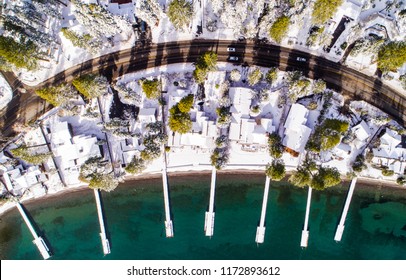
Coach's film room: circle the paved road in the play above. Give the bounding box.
[1,40,405,137]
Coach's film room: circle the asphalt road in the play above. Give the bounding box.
[1,39,405,137]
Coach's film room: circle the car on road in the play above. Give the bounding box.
[228,56,239,62]
[297,57,307,62]
[227,47,236,52]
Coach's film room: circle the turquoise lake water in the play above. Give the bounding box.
[1,173,406,260]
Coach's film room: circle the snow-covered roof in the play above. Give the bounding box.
[260,118,275,134]
[138,108,156,123]
[0,151,10,164]
[351,120,371,142]
[120,137,140,152]
[229,87,252,117]
[283,104,311,153]
[180,133,209,148]
[122,150,137,165]
[380,129,401,149]
[48,121,72,146]
[283,125,312,153]
[2,166,42,194]
[229,122,240,141]
[341,0,362,20]
[361,12,399,39]
[284,104,309,129]
[240,119,256,143]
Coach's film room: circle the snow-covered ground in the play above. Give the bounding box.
[0,74,12,111]
[0,0,403,95]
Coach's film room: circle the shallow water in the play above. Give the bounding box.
[0,173,405,260]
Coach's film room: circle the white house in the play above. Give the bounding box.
[119,137,141,166]
[138,108,156,124]
[44,120,101,185]
[1,165,46,196]
[282,104,312,154]
[351,120,372,149]
[229,87,252,120]
[372,129,406,174]
[168,111,217,150]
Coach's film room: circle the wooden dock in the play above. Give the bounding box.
[93,189,111,255]
[162,154,174,238]
[16,202,51,260]
[334,178,357,242]
[300,187,313,248]
[204,167,217,237]
[255,176,271,243]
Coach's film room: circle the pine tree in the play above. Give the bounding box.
[269,15,290,44]
[35,83,77,107]
[72,75,108,99]
[265,159,286,181]
[248,67,263,86]
[141,79,160,99]
[167,0,194,30]
[0,36,38,70]
[312,0,343,25]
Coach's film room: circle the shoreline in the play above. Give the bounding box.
[0,167,404,217]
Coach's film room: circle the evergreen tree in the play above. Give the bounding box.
[269,15,290,44]
[268,133,283,159]
[266,159,286,181]
[88,173,118,192]
[141,79,160,99]
[125,156,146,174]
[0,36,38,70]
[230,69,242,82]
[35,83,77,107]
[61,28,92,50]
[168,105,192,134]
[247,67,263,86]
[72,75,108,99]
[167,0,194,30]
[266,68,278,84]
[312,0,343,26]
[177,94,194,113]
[193,52,218,84]
[11,145,51,165]
[289,167,311,188]
[377,41,406,72]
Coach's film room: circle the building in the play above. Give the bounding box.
[372,129,406,174]
[138,108,156,124]
[43,121,101,185]
[119,137,141,166]
[1,165,47,197]
[351,120,372,149]
[168,110,217,150]
[282,104,312,154]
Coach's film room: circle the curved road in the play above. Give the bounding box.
[1,40,405,136]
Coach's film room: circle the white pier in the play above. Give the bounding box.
[256,176,271,243]
[162,160,174,238]
[300,187,313,248]
[16,202,51,260]
[204,167,217,237]
[94,189,111,255]
[334,178,357,242]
